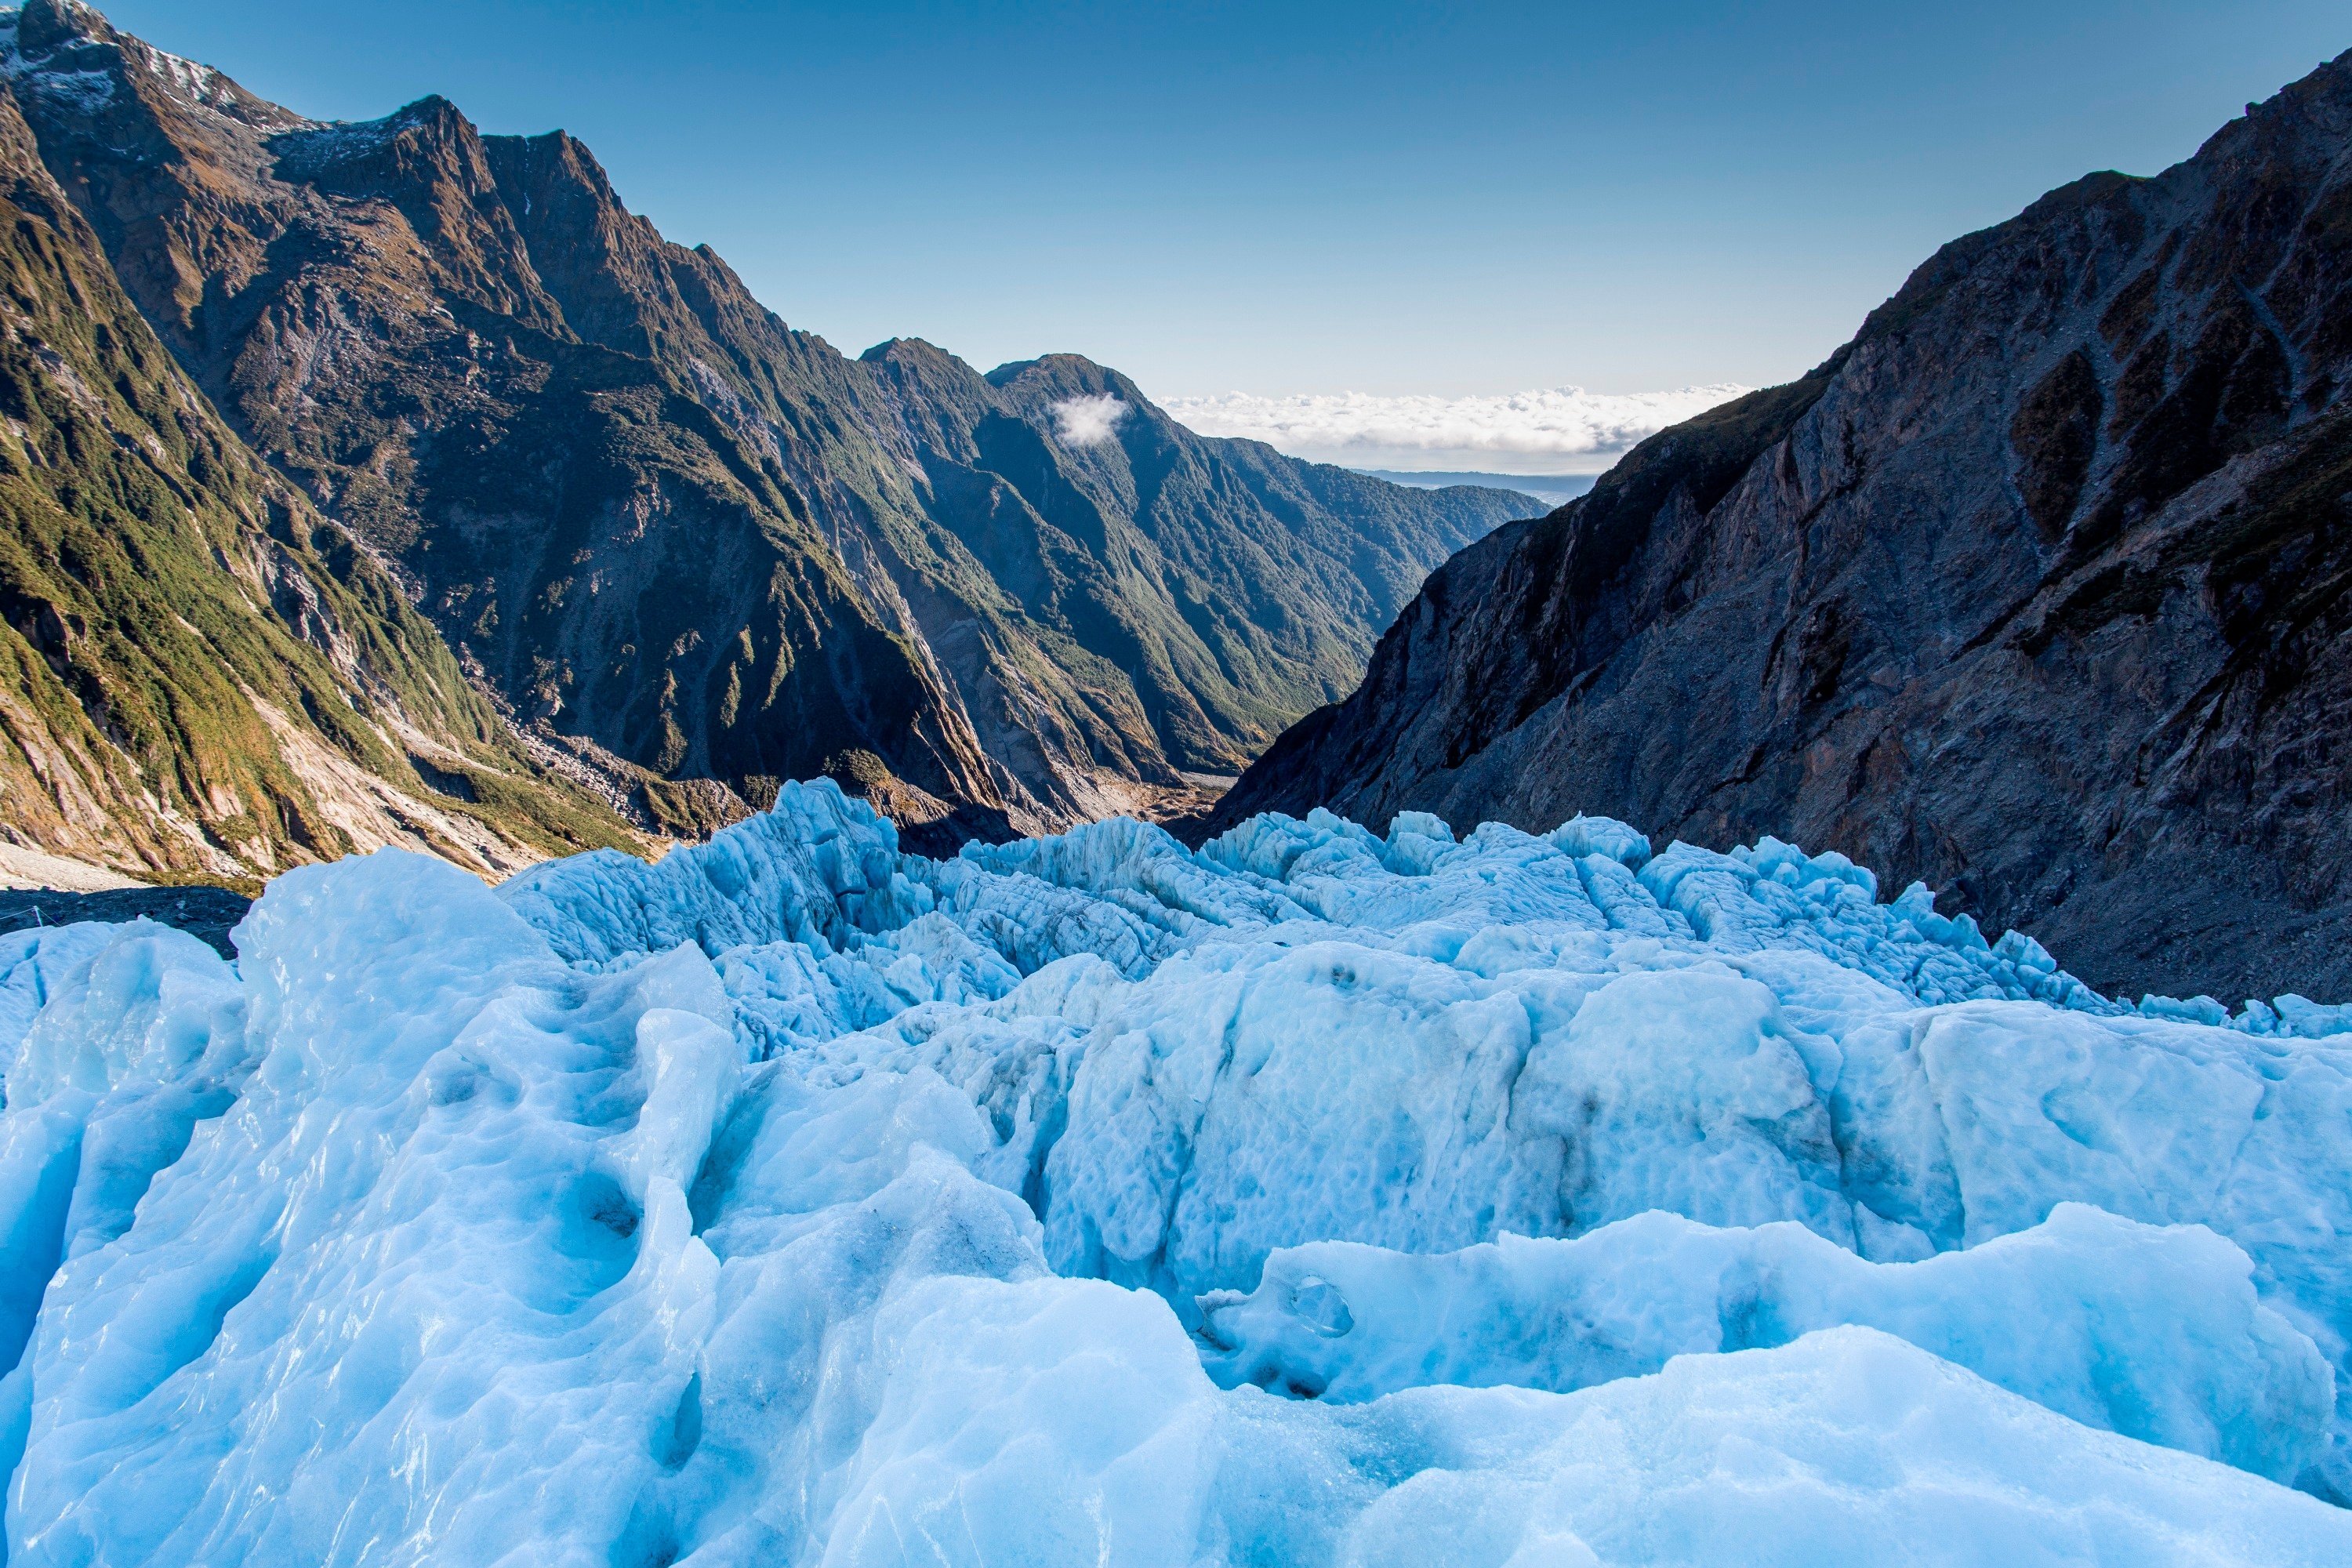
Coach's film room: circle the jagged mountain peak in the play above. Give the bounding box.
[2,0,309,132]
[0,69,639,882]
[7,0,109,59]
[0,0,1528,862]
[984,351,1138,398]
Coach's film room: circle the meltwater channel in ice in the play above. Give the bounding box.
[4,780,2352,1565]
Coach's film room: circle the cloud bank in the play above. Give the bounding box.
[1161,384,1752,475]
[1051,393,1130,447]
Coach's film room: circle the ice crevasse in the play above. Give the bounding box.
[2,781,2350,1565]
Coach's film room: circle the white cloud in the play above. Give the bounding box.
[1160,384,1752,476]
[1051,393,1130,447]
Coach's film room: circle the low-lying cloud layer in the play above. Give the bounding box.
[1051,393,1130,447]
[1162,384,1751,475]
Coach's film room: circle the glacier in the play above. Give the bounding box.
[2,779,2351,1564]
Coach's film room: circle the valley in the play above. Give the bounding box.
[3,7,2351,1564]
[0,0,1526,878]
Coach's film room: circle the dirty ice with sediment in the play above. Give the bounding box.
[4,780,2351,1563]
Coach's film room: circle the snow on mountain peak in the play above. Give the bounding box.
[0,3,314,128]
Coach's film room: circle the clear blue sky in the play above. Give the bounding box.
[102,1,2352,401]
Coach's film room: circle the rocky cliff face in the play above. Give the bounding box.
[0,64,637,887]
[0,0,1523,852]
[1216,50,2352,1004]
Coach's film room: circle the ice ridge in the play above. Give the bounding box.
[1,779,2349,1563]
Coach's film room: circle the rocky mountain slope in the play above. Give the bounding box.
[1214,49,2352,1003]
[866,343,1517,798]
[0,70,638,887]
[0,0,1523,856]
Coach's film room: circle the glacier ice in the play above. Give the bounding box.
[1195,1203,2331,1481]
[2,779,2350,1564]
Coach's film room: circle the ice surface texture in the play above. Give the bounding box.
[2,779,2350,1564]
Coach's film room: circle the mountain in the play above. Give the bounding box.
[0,0,1526,861]
[864,344,1527,798]
[1213,49,2352,1004]
[0,65,638,887]
[1355,469,1599,510]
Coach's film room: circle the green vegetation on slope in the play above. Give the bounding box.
[0,82,637,882]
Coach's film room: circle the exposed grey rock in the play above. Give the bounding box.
[1214,52,2352,1004]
